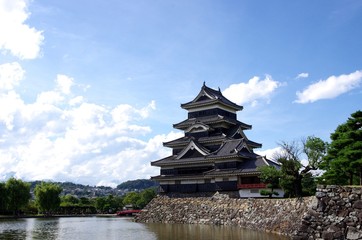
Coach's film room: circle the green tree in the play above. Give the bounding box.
[320,110,362,185]
[257,165,281,198]
[302,136,328,172]
[301,172,317,196]
[5,178,31,215]
[34,182,62,215]
[79,197,91,206]
[123,192,141,209]
[95,196,107,212]
[122,189,156,209]
[136,188,156,208]
[94,195,123,213]
[60,194,80,206]
[0,182,8,213]
[275,136,327,197]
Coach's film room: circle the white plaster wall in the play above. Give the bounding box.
[239,188,284,198]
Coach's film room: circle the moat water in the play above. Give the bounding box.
[0,216,288,240]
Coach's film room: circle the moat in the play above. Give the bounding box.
[0,216,287,240]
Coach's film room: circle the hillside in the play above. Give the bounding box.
[116,179,159,190]
[29,179,157,198]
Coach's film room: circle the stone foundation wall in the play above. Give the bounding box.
[293,185,362,240]
[137,186,362,239]
[136,192,314,236]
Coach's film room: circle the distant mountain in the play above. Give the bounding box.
[116,179,158,190]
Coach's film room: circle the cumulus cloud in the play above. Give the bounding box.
[295,70,362,103]
[0,62,24,91]
[0,65,177,186]
[0,0,44,59]
[56,74,74,95]
[222,75,281,106]
[296,72,309,79]
[255,147,283,160]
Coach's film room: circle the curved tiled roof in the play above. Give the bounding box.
[151,156,214,167]
[173,115,251,130]
[152,139,262,167]
[164,135,225,148]
[181,84,242,111]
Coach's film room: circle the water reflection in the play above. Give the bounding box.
[146,222,288,240]
[0,217,288,240]
[30,218,59,240]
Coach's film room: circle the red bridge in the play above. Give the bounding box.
[116,209,141,216]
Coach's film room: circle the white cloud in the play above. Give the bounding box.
[223,75,281,106]
[295,70,362,103]
[255,147,322,176]
[0,66,171,187]
[0,63,26,129]
[255,147,282,160]
[56,75,74,95]
[0,62,24,91]
[296,72,309,79]
[69,96,84,106]
[0,0,44,59]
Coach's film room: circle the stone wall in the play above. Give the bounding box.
[136,186,362,239]
[136,192,314,237]
[293,185,362,240]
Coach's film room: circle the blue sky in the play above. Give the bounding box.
[0,0,361,187]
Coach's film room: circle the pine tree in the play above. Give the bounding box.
[320,110,362,185]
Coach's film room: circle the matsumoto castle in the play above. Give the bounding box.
[151,83,283,198]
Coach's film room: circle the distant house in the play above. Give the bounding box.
[151,83,283,198]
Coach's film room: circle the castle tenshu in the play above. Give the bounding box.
[151,83,284,198]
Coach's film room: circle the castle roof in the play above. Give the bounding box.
[152,138,261,167]
[181,83,242,111]
[173,115,251,130]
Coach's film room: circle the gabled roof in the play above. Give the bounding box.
[185,122,212,133]
[208,138,258,159]
[227,125,262,148]
[163,134,226,148]
[150,155,214,167]
[164,125,261,149]
[181,83,243,111]
[204,156,280,177]
[152,138,262,167]
[264,158,281,169]
[175,140,210,160]
[173,115,251,130]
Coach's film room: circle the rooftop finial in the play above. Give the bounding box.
[203,81,206,87]
[218,87,221,92]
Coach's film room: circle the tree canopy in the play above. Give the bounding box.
[95,195,123,213]
[34,182,62,215]
[5,178,31,215]
[123,188,156,209]
[257,165,281,198]
[0,182,8,213]
[274,136,327,197]
[320,110,362,185]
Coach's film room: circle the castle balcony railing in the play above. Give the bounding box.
[237,183,267,189]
